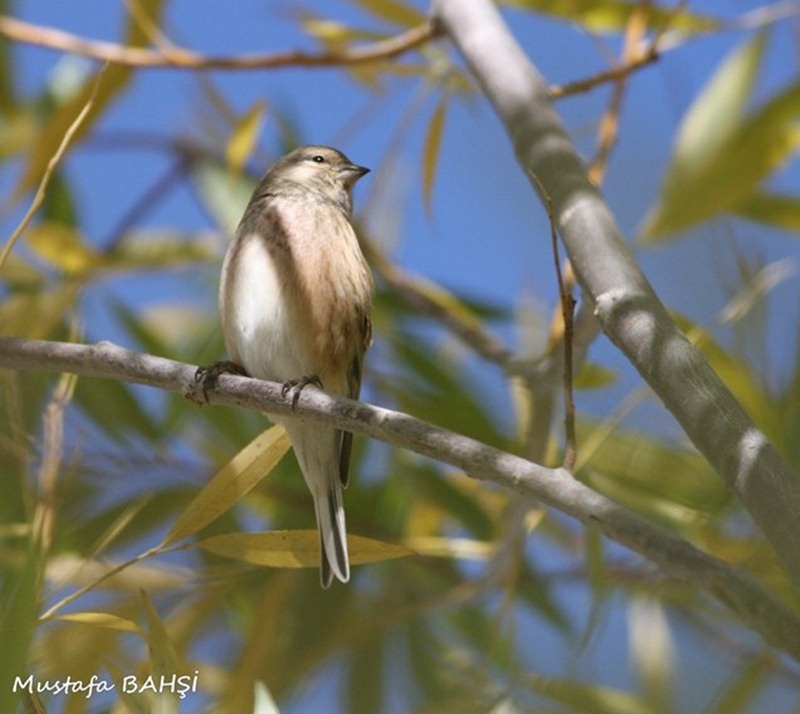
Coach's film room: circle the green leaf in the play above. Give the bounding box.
[0,543,41,714]
[409,464,496,540]
[733,191,800,232]
[109,230,218,270]
[41,170,80,226]
[55,612,143,634]
[0,284,78,339]
[0,0,16,114]
[575,362,617,389]
[672,312,782,440]
[388,335,507,447]
[499,0,718,34]
[350,0,425,27]
[226,100,266,174]
[74,376,162,445]
[578,422,729,527]
[26,221,104,275]
[163,425,291,546]
[192,158,256,234]
[642,35,800,240]
[422,97,447,217]
[527,673,655,714]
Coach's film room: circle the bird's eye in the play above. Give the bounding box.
[312,155,325,163]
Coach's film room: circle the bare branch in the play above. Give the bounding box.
[432,0,800,587]
[0,14,439,71]
[0,336,799,658]
[550,45,658,100]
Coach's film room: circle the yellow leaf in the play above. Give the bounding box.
[404,536,496,560]
[26,221,103,274]
[142,591,180,676]
[226,100,266,173]
[351,0,425,27]
[54,612,143,635]
[0,284,79,339]
[422,98,447,217]
[162,425,291,546]
[198,531,413,569]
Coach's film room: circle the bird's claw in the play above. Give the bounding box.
[192,360,248,403]
[282,374,323,408]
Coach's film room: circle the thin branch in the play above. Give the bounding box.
[0,14,440,70]
[0,65,106,269]
[432,0,800,588]
[0,336,799,659]
[529,172,577,470]
[549,45,658,99]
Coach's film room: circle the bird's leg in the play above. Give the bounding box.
[281,374,323,409]
[194,360,249,403]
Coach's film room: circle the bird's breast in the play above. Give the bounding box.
[219,197,372,392]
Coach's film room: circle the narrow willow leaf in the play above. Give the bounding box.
[628,598,674,710]
[198,531,413,568]
[403,536,495,560]
[226,100,266,173]
[162,425,291,546]
[192,159,256,234]
[719,257,797,325]
[672,33,766,171]
[673,313,782,440]
[350,0,425,27]
[0,545,41,714]
[55,612,143,635]
[142,592,180,714]
[26,222,104,275]
[499,0,718,34]
[527,673,653,714]
[422,98,447,217]
[734,191,800,232]
[642,36,800,240]
[575,362,617,389]
[0,284,78,339]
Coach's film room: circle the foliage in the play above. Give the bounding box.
[0,1,799,713]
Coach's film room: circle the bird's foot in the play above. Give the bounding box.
[281,374,323,408]
[191,360,248,404]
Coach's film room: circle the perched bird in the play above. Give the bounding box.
[199,145,373,587]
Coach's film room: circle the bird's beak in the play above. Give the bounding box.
[339,163,370,187]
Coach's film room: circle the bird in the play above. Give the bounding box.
[197,145,373,587]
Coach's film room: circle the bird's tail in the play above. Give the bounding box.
[313,483,349,588]
[283,419,350,587]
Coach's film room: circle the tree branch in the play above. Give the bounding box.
[0,336,799,659]
[0,14,439,70]
[431,0,800,587]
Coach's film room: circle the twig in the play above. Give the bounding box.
[530,173,577,470]
[1,336,800,659]
[0,65,107,270]
[549,45,658,99]
[0,15,439,70]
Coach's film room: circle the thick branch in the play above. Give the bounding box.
[431,0,800,586]
[0,336,799,658]
[0,15,438,70]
